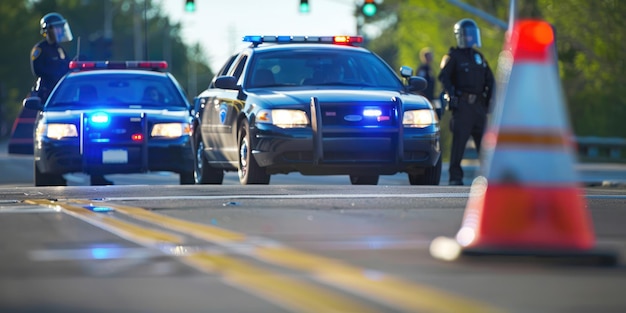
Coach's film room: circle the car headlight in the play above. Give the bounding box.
[44,123,78,139]
[403,109,435,128]
[257,109,308,128]
[151,123,191,138]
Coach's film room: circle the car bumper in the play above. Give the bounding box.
[35,137,194,175]
[252,125,440,175]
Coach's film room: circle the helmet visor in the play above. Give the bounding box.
[462,26,481,48]
[49,21,73,43]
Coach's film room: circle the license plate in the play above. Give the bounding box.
[102,149,128,164]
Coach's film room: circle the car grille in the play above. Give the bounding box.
[320,102,398,127]
[84,115,145,142]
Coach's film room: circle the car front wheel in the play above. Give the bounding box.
[408,156,442,185]
[238,120,270,185]
[194,137,224,184]
[34,162,66,186]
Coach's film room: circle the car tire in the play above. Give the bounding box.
[34,162,66,186]
[179,171,195,185]
[194,137,224,184]
[349,175,379,185]
[238,120,270,185]
[408,156,442,185]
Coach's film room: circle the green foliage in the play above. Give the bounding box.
[364,0,626,140]
[538,0,626,136]
[0,0,213,137]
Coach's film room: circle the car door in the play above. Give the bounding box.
[203,54,248,166]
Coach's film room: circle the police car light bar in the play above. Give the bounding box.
[69,61,168,71]
[243,35,363,46]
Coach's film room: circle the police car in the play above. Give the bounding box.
[24,61,195,186]
[193,36,441,185]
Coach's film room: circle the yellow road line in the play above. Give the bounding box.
[72,200,246,242]
[258,246,500,313]
[74,199,505,313]
[28,198,382,313]
[25,199,183,246]
[185,252,381,313]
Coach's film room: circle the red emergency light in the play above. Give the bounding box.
[69,61,168,71]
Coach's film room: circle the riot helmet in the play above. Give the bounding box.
[454,18,481,48]
[40,12,73,44]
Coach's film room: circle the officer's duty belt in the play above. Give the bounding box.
[460,92,480,104]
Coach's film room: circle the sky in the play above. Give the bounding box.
[158,0,362,71]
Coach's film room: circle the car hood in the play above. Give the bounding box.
[247,89,431,109]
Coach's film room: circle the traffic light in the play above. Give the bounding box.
[185,0,195,12]
[362,0,377,17]
[299,0,310,13]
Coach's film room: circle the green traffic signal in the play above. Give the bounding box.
[362,3,377,17]
[185,0,195,12]
[299,0,310,13]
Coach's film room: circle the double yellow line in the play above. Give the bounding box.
[26,198,503,313]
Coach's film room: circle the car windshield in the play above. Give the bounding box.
[46,73,187,109]
[246,48,404,89]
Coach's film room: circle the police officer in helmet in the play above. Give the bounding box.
[30,12,73,102]
[438,18,494,186]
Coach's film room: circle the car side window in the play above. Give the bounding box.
[232,55,249,83]
[209,54,237,89]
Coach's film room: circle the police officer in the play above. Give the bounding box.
[416,47,435,101]
[438,18,494,186]
[31,13,111,186]
[30,12,73,102]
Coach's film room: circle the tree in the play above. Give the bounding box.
[538,0,626,137]
[363,0,626,139]
[0,0,213,138]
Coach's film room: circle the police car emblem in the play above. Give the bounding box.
[219,105,227,124]
[474,53,483,65]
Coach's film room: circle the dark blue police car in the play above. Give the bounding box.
[192,36,441,185]
[24,61,195,186]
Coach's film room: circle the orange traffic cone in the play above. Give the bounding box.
[430,19,618,266]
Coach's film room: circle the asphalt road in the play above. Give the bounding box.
[1,139,626,313]
[1,185,626,313]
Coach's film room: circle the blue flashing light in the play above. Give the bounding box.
[90,112,110,125]
[277,36,291,42]
[243,35,263,45]
[242,35,364,46]
[363,108,382,117]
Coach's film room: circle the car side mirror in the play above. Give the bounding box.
[408,76,427,92]
[214,76,239,90]
[23,96,43,111]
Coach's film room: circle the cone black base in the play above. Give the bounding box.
[430,236,620,267]
[460,247,619,267]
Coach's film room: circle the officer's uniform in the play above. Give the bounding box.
[30,40,69,101]
[439,27,494,185]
